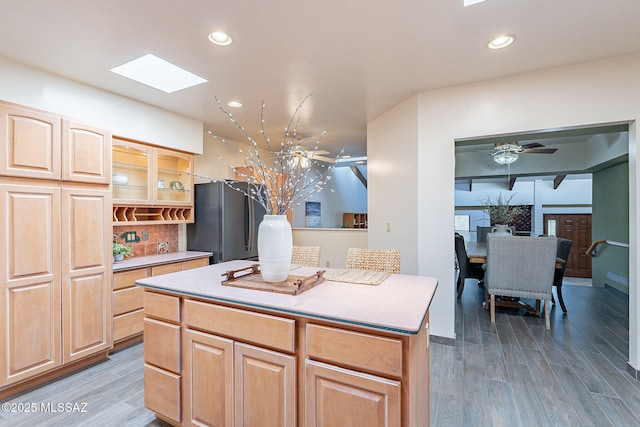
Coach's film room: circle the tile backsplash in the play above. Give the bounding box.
[113,224,179,257]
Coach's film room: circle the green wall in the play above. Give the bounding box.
[592,162,629,292]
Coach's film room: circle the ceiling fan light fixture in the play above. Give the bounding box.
[493,151,519,165]
[488,34,516,50]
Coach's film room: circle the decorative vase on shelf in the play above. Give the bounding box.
[491,224,513,236]
[258,215,292,283]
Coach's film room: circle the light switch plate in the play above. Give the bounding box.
[142,231,149,241]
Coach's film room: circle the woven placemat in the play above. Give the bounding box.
[324,269,390,286]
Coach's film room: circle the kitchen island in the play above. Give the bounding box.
[137,260,437,426]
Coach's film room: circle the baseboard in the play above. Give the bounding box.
[627,362,639,381]
[430,335,456,346]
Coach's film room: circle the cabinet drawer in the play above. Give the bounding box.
[144,318,181,373]
[113,286,144,316]
[151,262,181,276]
[184,300,295,353]
[144,291,180,322]
[306,324,403,378]
[182,257,209,270]
[144,363,181,424]
[113,309,144,341]
[113,268,148,290]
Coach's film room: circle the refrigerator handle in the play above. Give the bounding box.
[246,194,255,251]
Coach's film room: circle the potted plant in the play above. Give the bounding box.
[113,242,132,262]
[480,193,525,234]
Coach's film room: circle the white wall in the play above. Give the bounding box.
[368,96,420,274]
[369,53,640,372]
[291,166,368,228]
[0,57,203,153]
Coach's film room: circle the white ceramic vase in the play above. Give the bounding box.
[491,224,513,236]
[258,215,292,282]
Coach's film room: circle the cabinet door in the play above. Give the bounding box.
[0,103,61,180]
[235,342,296,427]
[112,138,153,204]
[183,329,234,427]
[62,119,111,184]
[0,184,61,386]
[305,360,401,427]
[61,187,112,362]
[154,148,193,205]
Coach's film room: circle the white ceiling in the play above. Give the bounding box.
[2,0,640,159]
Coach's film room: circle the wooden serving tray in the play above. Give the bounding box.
[221,264,325,295]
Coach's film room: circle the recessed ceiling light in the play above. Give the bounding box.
[464,0,487,6]
[110,54,207,93]
[208,31,233,46]
[488,35,516,50]
[227,101,243,108]
[341,155,352,159]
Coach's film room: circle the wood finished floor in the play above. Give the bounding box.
[430,281,640,426]
[0,283,637,426]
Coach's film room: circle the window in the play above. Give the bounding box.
[455,215,470,232]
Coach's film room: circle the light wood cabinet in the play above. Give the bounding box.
[0,102,110,184]
[62,120,111,184]
[143,292,430,427]
[234,342,296,427]
[154,147,193,206]
[111,257,209,350]
[181,328,296,427]
[0,184,62,386]
[0,184,112,386]
[61,187,112,363]
[0,100,112,397]
[112,138,153,204]
[305,360,401,427]
[144,293,182,425]
[112,139,194,224]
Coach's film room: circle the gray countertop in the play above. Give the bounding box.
[135,260,437,335]
[112,251,212,272]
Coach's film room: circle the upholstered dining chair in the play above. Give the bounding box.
[291,245,321,267]
[553,238,574,314]
[454,233,485,299]
[484,235,558,330]
[346,248,401,274]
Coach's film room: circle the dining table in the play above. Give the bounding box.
[466,241,564,267]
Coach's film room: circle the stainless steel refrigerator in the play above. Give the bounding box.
[187,181,265,264]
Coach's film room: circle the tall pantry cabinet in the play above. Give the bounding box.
[0,101,112,392]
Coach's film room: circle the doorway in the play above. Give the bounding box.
[544,214,592,278]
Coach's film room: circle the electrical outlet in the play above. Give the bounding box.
[157,241,169,254]
[142,231,149,241]
[325,261,330,267]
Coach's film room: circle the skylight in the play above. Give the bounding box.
[110,54,207,93]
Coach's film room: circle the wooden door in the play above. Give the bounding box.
[62,119,111,184]
[61,187,112,362]
[183,329,234,427]
[0,184,62,386]
[235,342,296,427]
[0,102,61,180]
[544,214,592,278]
[305,360,401,427]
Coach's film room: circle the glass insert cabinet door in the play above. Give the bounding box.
[154,148,193,205]
[112,139,153,204]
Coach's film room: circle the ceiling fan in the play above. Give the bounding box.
[491,141,557,164]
